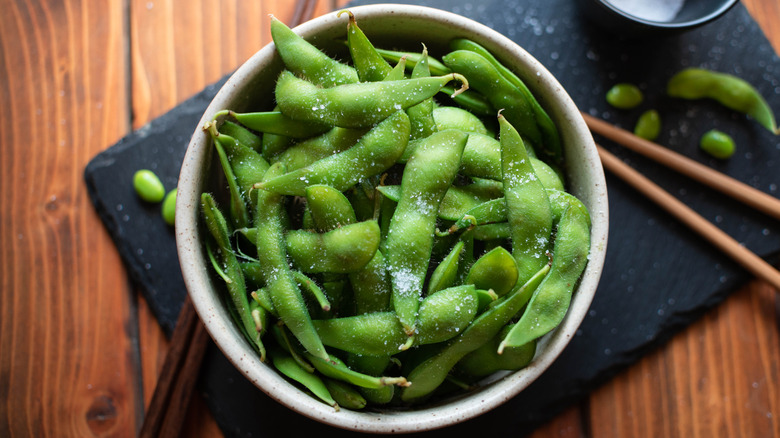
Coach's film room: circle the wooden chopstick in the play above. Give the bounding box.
[139,296,210,438]
[582,112,780,221]
[597,144,780,291]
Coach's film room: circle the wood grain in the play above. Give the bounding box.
[0,1,138,437]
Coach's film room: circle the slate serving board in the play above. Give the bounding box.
[84,1,780,436]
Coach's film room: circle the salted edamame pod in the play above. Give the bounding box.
[285,220,381,274]
[274,70,468,128]
[385,129,469,337]
[341,9,393,82]
[256,110,410,196]
[270,15,359,87]
[498,190,591,352]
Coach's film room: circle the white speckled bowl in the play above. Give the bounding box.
[176,4,608,434]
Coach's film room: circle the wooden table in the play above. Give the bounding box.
[1,1,778,436]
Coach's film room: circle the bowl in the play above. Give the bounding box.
[176,4,608,433]
[580,0,739,36]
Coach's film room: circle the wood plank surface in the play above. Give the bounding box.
[0,1,138,436]
[0,1,777,437]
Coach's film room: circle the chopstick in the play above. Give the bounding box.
[582,112,780,221]
[139,296,210,438]
[597,144,780,291]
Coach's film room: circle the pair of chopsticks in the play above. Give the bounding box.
[138,3,322,437]
[583,112,780,291]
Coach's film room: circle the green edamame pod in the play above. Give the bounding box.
[427,241,465,294]
[228,110,330,139]
[415,284,478,345]
[306,353,409,389]
[377,183,495,223]
[499,113,553,285]
[256,111,410,196]
[449,38,562,163]
[458,133,565,189]
[442,50,543,160]
[341,9,393,82]
[498,190,591,352]
[323,378,367,410]
[386,129,469,336]
[473,222,511,241]
[274,70,468,128]
[305,184,357,232]
[253,163,328,360]
[400,262,551,402]
[285,220,381,274]
[200,193,266,360]
[465,246,519,297]
[383,55,408,81]
[207,124,249,229]
[348,249,392,315]
[313,312,409,355]
[207,122,270,213]
[668,67,779,134]
[406,44,438,140]
[375,46,452,76]
[218,120,262,152]
[432,106,489,135]
[456,325,537,379]
[270,349,337,408]
[273,127,367,172]
[270,15,359,87]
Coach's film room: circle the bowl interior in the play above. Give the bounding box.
[593,0,738,31]
[176,4,608,433]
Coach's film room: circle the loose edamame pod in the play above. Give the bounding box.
[668,67,779,134]
[270,15,359,88]
[274,70,468,128]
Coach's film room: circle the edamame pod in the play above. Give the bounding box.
[200,193,266,360]
[465,246,519,297]
[427,241,465,294]
[274,70,468,128]
[270,15,359,87]
[256,111,410,196]
[286,220,381,274]
[341,10,393,82]
[498,190,591,352]
[386,129,468,336]
[456,325,537,379]
[305,184,357,232]
[253,163,328,360]
[668,67,779,134]
[273,127,367,172]
[270,349,337,408]
[400,262,551,402]
[228,110,331,139]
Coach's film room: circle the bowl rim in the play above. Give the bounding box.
[176,3,609,433]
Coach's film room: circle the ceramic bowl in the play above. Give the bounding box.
[581,0,739,36]
[176,3,609,433]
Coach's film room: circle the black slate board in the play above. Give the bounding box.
[84,1,780,436]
